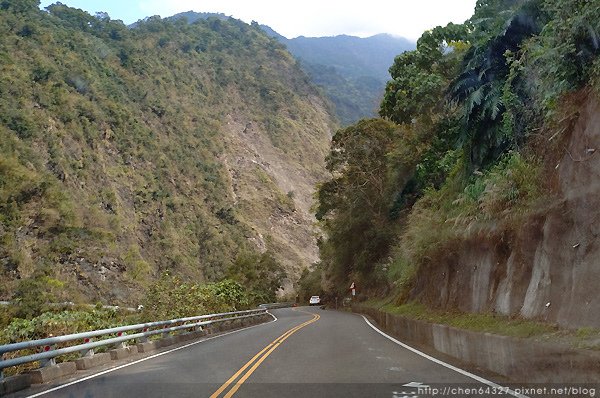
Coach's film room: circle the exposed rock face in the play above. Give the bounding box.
[220,100,332,292]
[412,95,600,328]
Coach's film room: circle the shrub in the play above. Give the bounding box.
[140,273,251,320]
[399,152,543,273]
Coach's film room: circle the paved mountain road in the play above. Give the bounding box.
[13,307,516,398]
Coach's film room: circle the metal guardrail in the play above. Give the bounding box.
[0,301,137,312]
[0,308,267,378]
[258,302,295,309]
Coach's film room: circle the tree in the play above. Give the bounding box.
[316,119,407,288]
[380,23,468,124]
[297,265,323,303]
[0,0,39,14]
[227,251,286,304]
[449,0,546,168]
[523,0,600,105]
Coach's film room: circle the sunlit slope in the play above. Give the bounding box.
[0,2,335,303]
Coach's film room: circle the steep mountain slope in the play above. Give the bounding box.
[277,33,415,125]
[0,2,336,304]
[284,34,414,82]
[170,12,414,125]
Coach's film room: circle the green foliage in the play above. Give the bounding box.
[12,272,64,319]
[400,152,542,269]
[378,301,557,338]
[0,305,138,375]
[0,156,73,230]
[384,251,417,302]
[141,273,251,320]
[0,3,331,307]
[315,114,463,292]
[227,251,286,304]
[522,0,600,108]
[449,0,546,167]
[316,119,412,290]
[297,265,324,303]
[380,23,468,124]
[1,307,134,344]
[123,245,151,282]
[0,0,40,14]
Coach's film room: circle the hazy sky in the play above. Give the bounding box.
[39,0,478,40]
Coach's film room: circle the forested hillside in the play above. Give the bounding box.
[0,0,336,308]
[276,33,414,125]
[171,11,415,126]
[306,0,600,328]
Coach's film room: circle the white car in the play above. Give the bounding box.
[309,296,321,306]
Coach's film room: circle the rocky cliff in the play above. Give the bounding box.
[412,93,600,328]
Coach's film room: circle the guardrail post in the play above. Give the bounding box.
[162,324,170,339]
[39,344,57,367]
[115,332,127,349]
[137,328,149,344]
[1,352,4,380]
[80,338,94,357]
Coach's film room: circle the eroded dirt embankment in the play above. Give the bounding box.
[412,94,600,329]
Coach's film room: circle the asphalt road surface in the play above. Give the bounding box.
[15,307,519,398]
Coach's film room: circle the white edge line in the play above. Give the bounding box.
[361,315,528,398]
[24,312,278,398]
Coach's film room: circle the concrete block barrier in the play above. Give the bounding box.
[136,341,158,353]
[28,362,76,384]
[75,352,111,370]
[0,374,31,395]
[109,345,138,360]
[156,336,177,348]
[175,333,191,343]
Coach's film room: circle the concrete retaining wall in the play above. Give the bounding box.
[355,306,600,382]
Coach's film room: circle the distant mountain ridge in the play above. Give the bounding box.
[278,33,415,125]
[170,11,415,125]
[282,33,414,82]
[167,11,229,24]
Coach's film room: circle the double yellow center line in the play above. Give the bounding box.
[209,310,320,398]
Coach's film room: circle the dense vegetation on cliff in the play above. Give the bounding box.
[0,0,336,313]
[307,0,600,305]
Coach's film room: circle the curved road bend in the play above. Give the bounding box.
[15,307,518,398]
